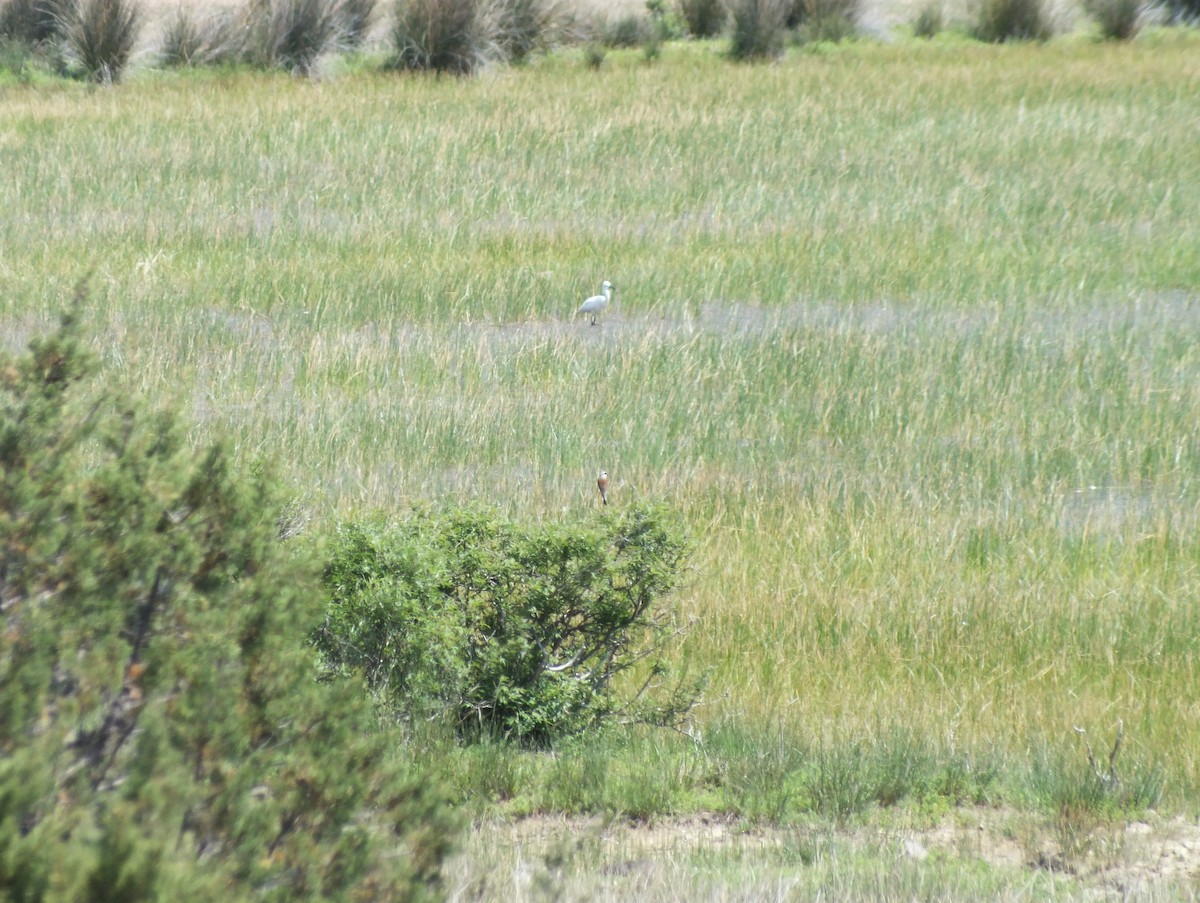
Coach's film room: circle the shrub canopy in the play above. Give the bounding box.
[0,292,457,901]
[314,504,701,746]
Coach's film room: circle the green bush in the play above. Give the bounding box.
[1086,0,1144,38]
[970,0,1054,41]
[0,33,43,78]
[679,0,726,36]
[0,289,458,900]
[59,0,141,83]
[912,0,943,36]
[314,504,701,746]
[389,0,497,74]
[728,0,788,60]
[582,39,605,68]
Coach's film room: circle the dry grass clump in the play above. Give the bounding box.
[912,0,943,35]
[602,10,650,45]
[727,0,789,59]
[679,0,725,36]
[59,0,141,82]
[159,6,240,66]
[160,0,362,74]
[1085,0,1145,37]
[494,0,564,62]
[338,0,375,47]
[241,0,349,74]
[793,0,860,41]
[970,0,1055,40]
[389,0,499,73]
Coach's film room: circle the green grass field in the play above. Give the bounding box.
[4,28,1200,893]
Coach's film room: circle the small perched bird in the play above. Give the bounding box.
[577,280,613,325]
[596,470,608,506]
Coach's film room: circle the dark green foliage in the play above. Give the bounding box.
[389,0,496,74]
[971,0,1054,41]
[59,0,140,83]
[582,40,605,68]
[0,34,45,79]
[912,0,944,36]
[1086,0,1143,38]
[0,290,458,900]
[314,504,700,746]
[679,0,726,37]
[0,0,68,43]
[727,0,788,60]
[645,0,685,40]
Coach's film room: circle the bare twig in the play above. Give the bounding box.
[1074,719,1123,787]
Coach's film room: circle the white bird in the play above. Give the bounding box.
[597,470,609,505]
[577,280,613,325]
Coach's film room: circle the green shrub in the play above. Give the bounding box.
[0,33,39,77]
[582,39,605,68]
[912,0,943,36]
[314,504,701,746]
[970,0,1054,41]
[389,0,497,74]
[1086,0,1144,38]
[646,0,685,40]
[728,0,788,60]
[0,289,458,900]
[59,0,140,83]
[679,0,726,36]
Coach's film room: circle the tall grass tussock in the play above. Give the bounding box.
[679,0,726,36]
[389,0,500,73]
[727,0,789,58]
[59,0,141,82]
[971,0,1055,40]
[1086,0,1145,37]
[160,0,367,73]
